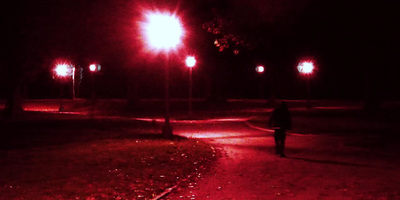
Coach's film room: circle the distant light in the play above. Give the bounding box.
[185,56,196,68]
[298,61,314,74]
[89,64,101,72]
[55,63,73,77]
[255,65,264,73]
[143,12,184,51]
[89,64,96,72]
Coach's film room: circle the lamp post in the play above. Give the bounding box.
[142,11,184,138]
[89,64,101,100]
[185,56,196,116]
[255,65,265,99]
[54,63,74,111]
[297,61,314,109]
[89,63,101,116]
[72,66,75,100]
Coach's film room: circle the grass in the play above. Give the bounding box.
[0,112,217,200]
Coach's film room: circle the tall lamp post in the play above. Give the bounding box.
[142,11,184,138]
[185,56,196,116]
[72,66,76,100]
[89,64,101,100]
[89,63,101,116]
[255,65,265,99]
[54,63,74,111]
[297,61,314,109]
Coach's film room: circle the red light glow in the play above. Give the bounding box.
[185,56,196,68]
[297,61,314,74]
[255,65,264,73]
[143,12,184,52]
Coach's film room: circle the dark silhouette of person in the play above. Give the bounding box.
[269,101,291,157]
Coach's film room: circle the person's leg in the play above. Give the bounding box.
[280,130,286,157]
[278,138,283,155]
[276,129,284,155]
[274,131,280,154]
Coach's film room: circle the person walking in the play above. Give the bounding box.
[269,101,291,157]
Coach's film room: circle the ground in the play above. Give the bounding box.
[0,113,217,200]
[1,100,400,199]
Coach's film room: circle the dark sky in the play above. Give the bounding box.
[1,0,399,100]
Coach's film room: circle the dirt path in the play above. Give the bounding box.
[167,121,400,199]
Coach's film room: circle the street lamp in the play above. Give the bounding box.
[255,65,265,99]
[255,65,264,73]
[185,56,196,116]
[89,63,101,115]
[297,61,314,75]
[54,62,74,111]
[297,60,315,108]
[142,11,184,138]
[143,12,184,52]
[89,64,96,72]
[89,64,101,96]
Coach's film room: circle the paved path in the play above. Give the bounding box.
[165,120,400,199]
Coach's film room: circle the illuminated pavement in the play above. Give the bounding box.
[165,120,400,199]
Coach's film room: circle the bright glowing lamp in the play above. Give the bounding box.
[55,63,71,77]
[256,65,264,73]
[89,64,96,72]
[185,56,196,68]
[89,64,101,72]
[144,12,183,52]
[297,61,314,74]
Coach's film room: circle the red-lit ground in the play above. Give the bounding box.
[166,120,400,199]
[2,100,400,199]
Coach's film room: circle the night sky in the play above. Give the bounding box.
[1,0,399,100]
